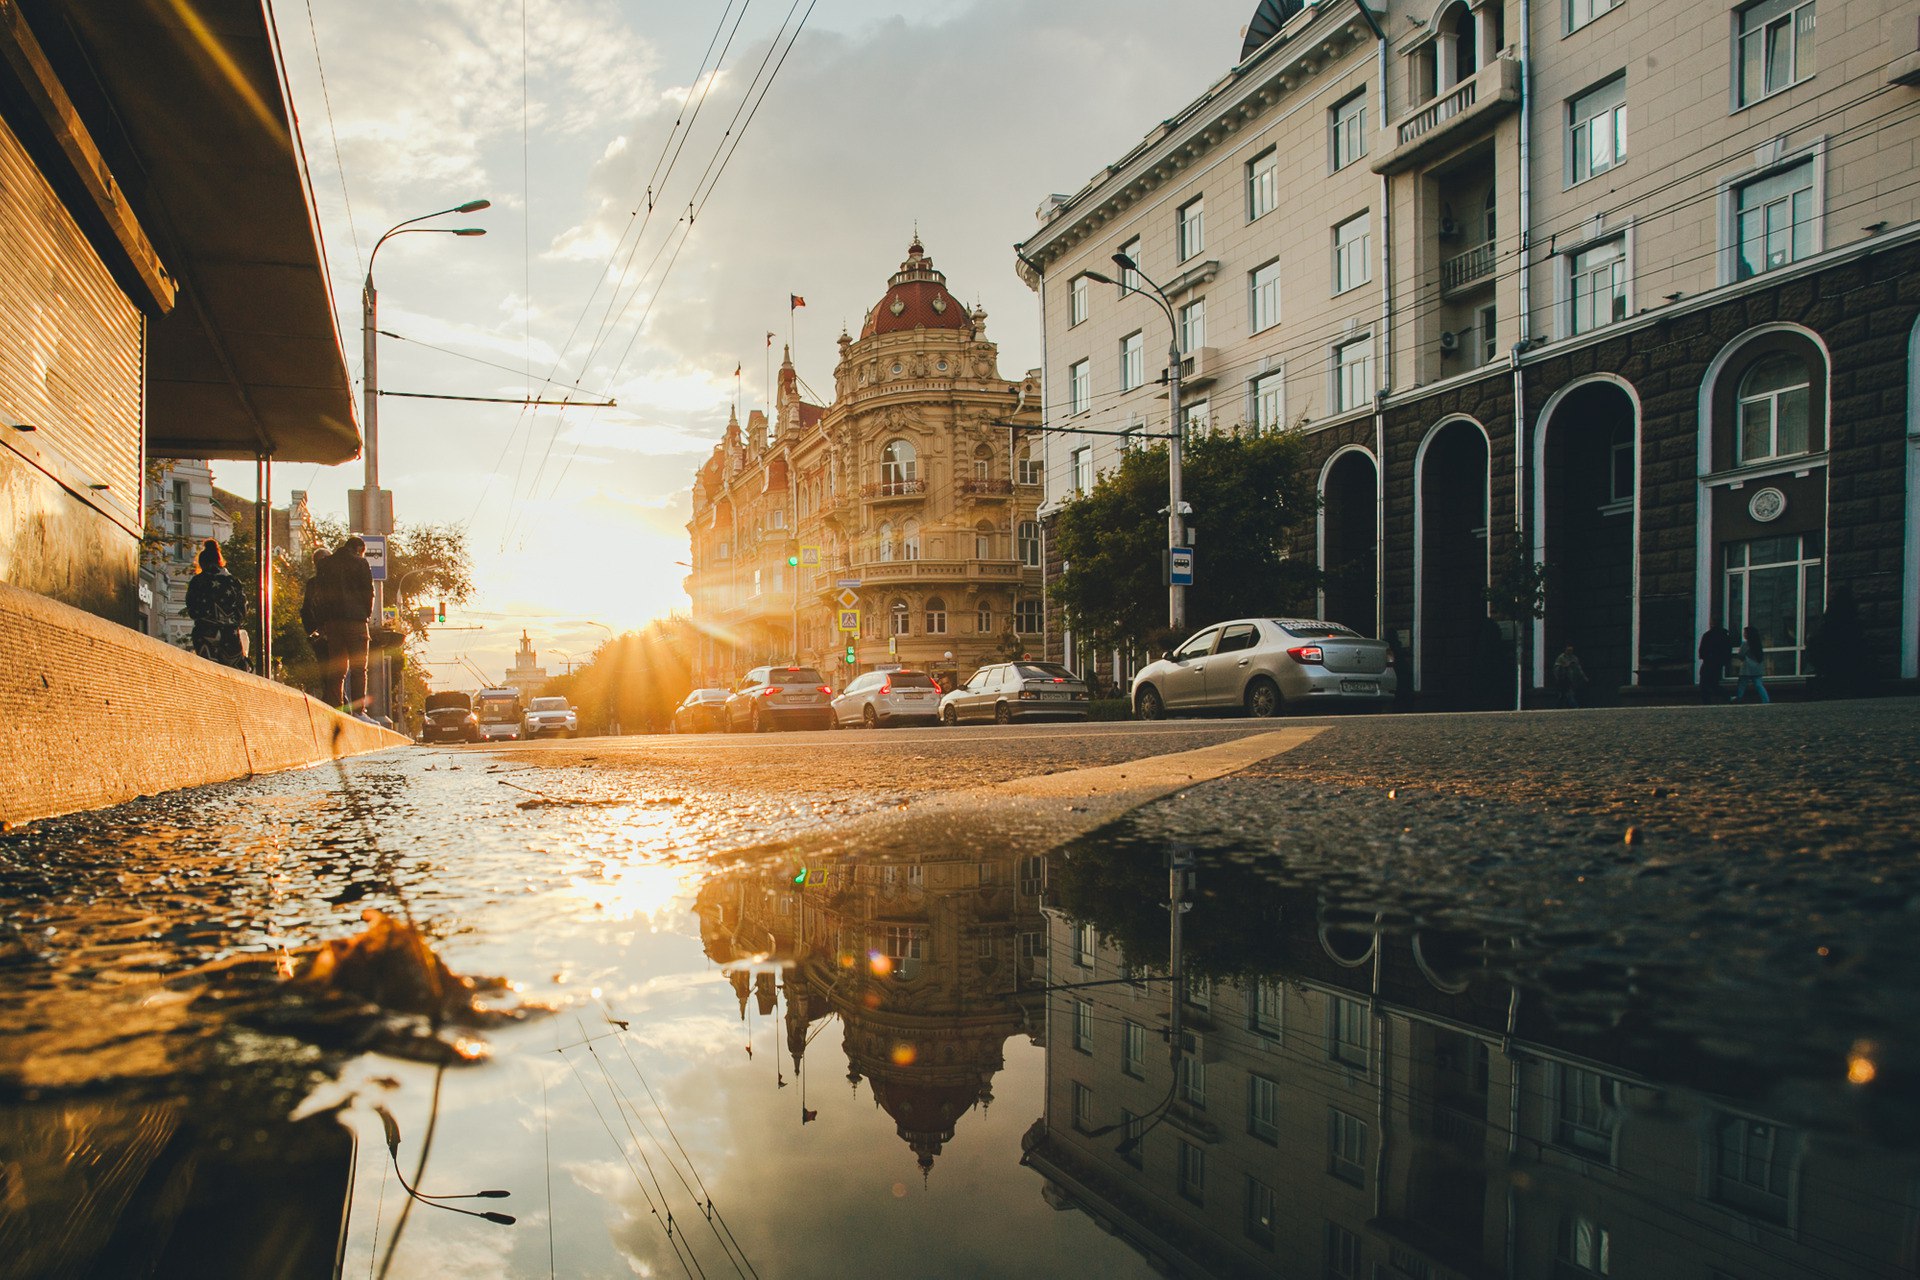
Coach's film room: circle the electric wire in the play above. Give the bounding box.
[301,0,363,279]
[558,1040,699,1279]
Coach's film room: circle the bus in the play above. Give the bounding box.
[474,688,524,741]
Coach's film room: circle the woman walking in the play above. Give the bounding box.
[1732,625,1770,704]
[185,539,250,671]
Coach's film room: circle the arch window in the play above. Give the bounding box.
[925,597,948,635]
[1736,354,1811,464]
[877,521,896,563]
[973,443,994,482]
[903,518,922,561]
[1018,521,1042,568]
[880,439,918,494]
[975,520,996,560]
[890,598,911,637]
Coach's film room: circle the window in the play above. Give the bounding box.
[1737,0,1816,107]
[1182,399,1211,442]
[1251,370,1285,434]
[1333,213,1371,293]
[1020,930,1045,957]
[1122,414,1145,451]
[1016,448,1041,486]
[1016,599,1043,632]
[1244,1178,1277,1249]
[1178,197,1205,261]
[1184,971,1210,1009]
[883,924,924,963]
[1176,1141,1206,1204]
[1329,996,1370,1069]
[880,438,918,493]
[972,445,992,482]
[1072,999,1094,1052]
[1178,1055,1206,1109]
[976,601,993,633]
[1570,238,1627,334]
[1122,1020,1146,1077]
[890,598,910,637]
[1325,1222,1361,1279]
[1072,447,1093,495]
[1070,274,1089,326]
[877,521,895,563]
[1179,298,1206,354]
[1248,1075,1279,1141]
[924,597,947,635]
[1247,147,1278,220]
[1735,160,1815,278]
[1567,0,1619,31]
[1331,91,1367,170]
[1609,423,1635,505]
[975,521,995,560]
[1075,922,1096,967]
[1119,237,1142,294]
[1120,331,1145,392]
[1553,1064,1620,1158]
[1558,1214,1611,1276]
[1334,336,1374,414]
[902,519,921,560]
[1068,359,1091,415]
[1328,1108,1368,1185]
[1568,76,1626,184]
[1736,353,1811,462]
[1723,533,1822,676]
[1250,260,1281,332]
[1018,521,1041,567]
[1712,1113,1797,1223]
[1071,1082,1094,1133]
[1249,977,1283,1037]
[1120,1110,1145,1168]
[1475,303,1499,367]
[1019,855,1044,897]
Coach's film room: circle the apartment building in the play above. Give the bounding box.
[137,460,231,644]
[1018,0,1920,703]
[1026,879,1918,1279]
[686,240,1044,686]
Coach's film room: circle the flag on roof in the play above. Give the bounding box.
[790,294,806,309]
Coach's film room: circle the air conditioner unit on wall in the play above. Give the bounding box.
[1175,347,1221,388]
[1438,216,1462,240]
[1438,331,1461,354]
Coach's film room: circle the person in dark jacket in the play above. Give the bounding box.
[313,537,374,711]
[1697,623,1734,704]
[185,539,249,670]
[300,549,333,687]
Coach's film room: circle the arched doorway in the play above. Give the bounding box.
[1320,448,1378,633]
[1537,379,1637,699]
[1416,418,1490,706]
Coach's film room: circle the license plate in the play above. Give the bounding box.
[778,694,815,703]
[1037,691,1070,701]
[899,693,931,700]
[1340,679,1379,694]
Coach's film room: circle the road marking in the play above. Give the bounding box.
[990,727,1324,801]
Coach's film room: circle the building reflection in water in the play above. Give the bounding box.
[695,846,1051,1176]
[1022,841,1919,1280]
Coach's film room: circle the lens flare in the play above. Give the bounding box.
[889,1043,916,1066]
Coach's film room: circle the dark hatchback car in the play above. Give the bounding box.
[724,666,834,732]
[672,688,731,733]
[421,691,481,743]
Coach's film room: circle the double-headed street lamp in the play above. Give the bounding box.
[1083,252,1189,634]
[358,199,489,719]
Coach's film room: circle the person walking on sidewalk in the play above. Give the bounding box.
[311,537,374,712]
[1698,623,1734,704]
[1552,643,1589,708]
[185,539,249,670]
[1733,626,1771,704]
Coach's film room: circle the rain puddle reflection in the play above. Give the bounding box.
[0,750,1913,1278]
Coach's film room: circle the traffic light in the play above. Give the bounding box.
[844,644,856,665]
[436,601,446,623]
[785,539,800,568]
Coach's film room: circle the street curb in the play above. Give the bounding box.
[0,581,406,827]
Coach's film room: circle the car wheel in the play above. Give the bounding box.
[940,705,957,726]
[751,706,766,733]
[863,705,879,729]
[1244,676,1282,719]
[1136,686,1165,720]
[994,702,1012,725]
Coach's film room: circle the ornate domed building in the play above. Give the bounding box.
[686,240,1044,686]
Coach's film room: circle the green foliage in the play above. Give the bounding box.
[1486,531,1549,623]
[555,617,704,734]
[1052,428,1321,653]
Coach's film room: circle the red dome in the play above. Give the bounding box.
[860,238,974,339]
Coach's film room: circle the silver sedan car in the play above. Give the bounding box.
[1130,618,1396,718]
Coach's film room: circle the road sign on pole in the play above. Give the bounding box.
[888,634,897,656]
[835,587,860,610]
[838,609,860,633]
[800,545,821,567]
[1167,545,1195,587]
[362,534,388,581]
[834,578,861,589]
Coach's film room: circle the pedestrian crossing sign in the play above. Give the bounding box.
[838,609,860,632]
[800,545,821,567]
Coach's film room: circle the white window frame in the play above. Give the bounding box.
[1072,999,1095,1052]
[1182,398,1211,442]
[889,598,910,636]
[1247,147,1278,221]
[1249,260,1282,333]
[1118,237,1142,294]
[1122,1020,1146,1077]
[1070,274,1089,327]
[1720,145,1823,284]
[1565,234,1629,336]
[1178,196,1205,262]
[1567,74,1627,186]
[1328,1108,1368,1185]
[1017,449,1042,486]
[1179,298,1206,354]
[1071,447,1093,495]
[1330,90,1367,171]
[1332,335,1375,415]
[976,601,993,633]
[1018,520,1041,567]
[1068,359,1091,415]
[1566,0,1620,34]
[1333,212,1372,294]
[1120,331,1145,392]
[1251,368,1286,434]
[1248,1074,1279,1141]
[1735,353,1813,464]
[1474,302,1499,367]
[1734,0,1816,109]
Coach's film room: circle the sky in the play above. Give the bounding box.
[218,0,1256,684]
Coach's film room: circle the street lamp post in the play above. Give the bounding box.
[359,199,489,719]
[1085,253,1188,634]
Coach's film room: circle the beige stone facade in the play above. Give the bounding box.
[687,241,1044,687]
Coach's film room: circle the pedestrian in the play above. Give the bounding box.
[1732,626,1771,703]
[185,539,250,670]
[310,537,374,714]
[1552,643,1589,708]
[300,549,333,687]
[1697,622,1733,704]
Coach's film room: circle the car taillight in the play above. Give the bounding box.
[757,686,779,697]
[1287,645,1325,664]
[818,685,832,695]
[880,681,891,694]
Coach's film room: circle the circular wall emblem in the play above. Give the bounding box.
[1748,487,1788,523]
[890,362,903,375]
[936,359,948,372]
[889,297,907,316]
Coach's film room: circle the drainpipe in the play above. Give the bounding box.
[1359,0,1392,641]
[1015,244,1052,664]
[1512,0,1534,711]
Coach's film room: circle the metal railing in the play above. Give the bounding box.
[1398,77,1478,147]
[1440,239,1497,293]
[861,479,926,499]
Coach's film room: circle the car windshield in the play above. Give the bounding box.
[529,698,568,711]
[696,689,729,702]
[424,692,470,712]
[885,672,935,688]
[1274,621,1360,639]
[772,668,826,685]
[1014,664,1076,681]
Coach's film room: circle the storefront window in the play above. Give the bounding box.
[1723,532,1822,675]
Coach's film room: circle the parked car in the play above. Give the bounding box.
[833,669,942,728]
[1130,618,1396,719]
[938,661,1090,725]
[672,688,731,733]
[421,690,481,743]
[521,695,578,739]
[724,666,834,732]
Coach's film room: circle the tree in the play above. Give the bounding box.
[1052,427,1321,656]
[1485,531,1550,710]
[557,617,703,735]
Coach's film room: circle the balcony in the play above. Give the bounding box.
[961,478,1014,499]
[849,557,1036,584]
[862,479,926,503]
[1440,239,1496,295]
[1372,56,1521,176]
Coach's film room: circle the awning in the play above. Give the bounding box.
[29,0,359,464]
